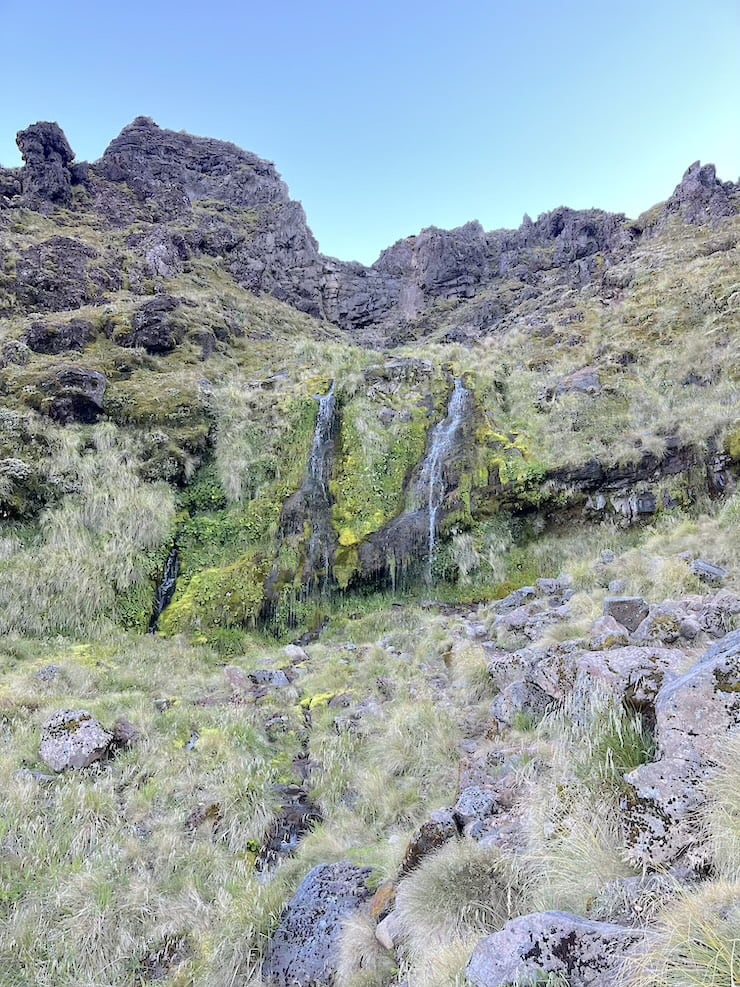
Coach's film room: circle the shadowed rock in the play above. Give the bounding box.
[16,122,75,210]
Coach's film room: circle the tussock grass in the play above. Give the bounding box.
[706,733,740,881]
[393,839,528,960]
[624,882,740,987]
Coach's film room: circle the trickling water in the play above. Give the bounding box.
[414,378,471,582]
[148,548,179,633]
[306,383,337,583]
[307,383,336,498]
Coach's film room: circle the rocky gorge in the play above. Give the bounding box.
[0,118,738,985]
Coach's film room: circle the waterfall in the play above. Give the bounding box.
[148,548,179,633]
[304,383,337,584]
[414,378,471,582]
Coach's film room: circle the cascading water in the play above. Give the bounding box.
[305,383,337,583]
[148,547,179,633]
[414,378,471,582]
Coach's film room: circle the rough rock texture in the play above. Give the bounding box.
[42,367,107,424]
[655,161,737,229]
[39,709,113,771]
[604,597,650,633]
[467,912,642,986]
[490,679,552,729]
[261,861,373,986]
[16,122,75,209]
[623,629,740,868]
[25,318,94,354]
[120,295,186,354]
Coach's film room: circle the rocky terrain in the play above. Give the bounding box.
[0,118,738,985]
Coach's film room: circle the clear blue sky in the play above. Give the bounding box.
[2,0,738,264]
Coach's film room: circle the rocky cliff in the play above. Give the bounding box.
[0,117,737,638]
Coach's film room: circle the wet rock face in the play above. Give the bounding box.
[16,122,75,209]
[623,629,740,868]
[39,709,113,771]
[467,911,642,987]
[261,861,373,986]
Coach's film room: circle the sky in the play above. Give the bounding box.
[1,0,738,264]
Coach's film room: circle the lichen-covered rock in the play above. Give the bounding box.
[589,614,630,650]
[490,679,551,729]
[261,861,373,986]
[25,318,94,355]
[120,295,185,354]
[632,604,683,644]
[690,558,728,586]
[603,597,650,633]
[39,709,113,771]
[623,629,740,868]
[467,911,642,986]
[453,787,497,827]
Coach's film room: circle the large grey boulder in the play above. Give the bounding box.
[39,709,113,772]
[467,911,642,986]
[623,629,740,868]
[261,861,373,986]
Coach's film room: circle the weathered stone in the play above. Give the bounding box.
[39,709,112,772]
[467,912,642,986]
[249,668,290,688]
[43,366,107,424]
[490,680,551,729]
[256,785,322,872]
[375,911,402,951]
[690,558,728,586]
[111,717,141,748]
[623,629,740,868]
[486,645,542,691]
[655,161,736,229]
[453,787,497,827]
[119,295,185,354]
[261,861,373,986]
[555,366,602,397]
[284,644,310,663]
[16,121,75,209]
[632,605,683,645]
[25,318,94,355]
[589,615,630,650]
[604,597,650,633]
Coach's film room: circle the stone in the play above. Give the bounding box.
[656,161,736,229]
[111,717,141,748]
[679,617,701,640]
[467,912,642,986]
[632,605,683,644]
[256,784,322,872]
[43,367,107,424]
[119,295,185,354]
[490,680,552,730]
[400,809,459,875]
[261,861,373,986]
[555,366,602,397]
[249,668,290,688]
[16,121,75,209]
[603,597,650,633]
[25,318,94,355]
[690,558,728,586]
[453,787,497,827]
[486,646,542,691]
[589,615,629,650]
[283,644,310,663]
[375,911,402,951]
[39,709,113,772]
[623,629,740,868]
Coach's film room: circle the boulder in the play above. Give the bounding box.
[261,861,373,986]
[623,629,740,868]
[467,911,642,986]
[25,318,94,355]
[39,709,113,771]
[690,558,728,586]
[632,604,683,644]
[490,679,551,729]
[121,295,185,354]
[589,615,629,650]
[16,121,75,209]
[603,597,649,633]
[453,787,497,827]
[43,367,107,424]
